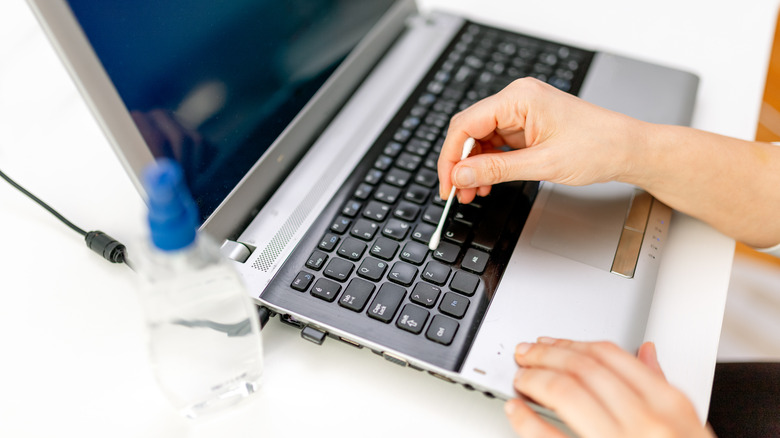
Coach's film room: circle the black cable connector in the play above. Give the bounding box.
[85,230,127,264]
[1,167,131,269]
[257,306,272,329]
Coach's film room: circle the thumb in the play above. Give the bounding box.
[637,342,667,380]
[451,151,528,188]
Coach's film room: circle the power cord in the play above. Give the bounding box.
[0,167,279,327]
[0,167,131,269]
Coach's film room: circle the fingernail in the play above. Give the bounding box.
[515,342,532,355]
[537,336,556,345]
[454,166,475,187]
[504,400,517,415]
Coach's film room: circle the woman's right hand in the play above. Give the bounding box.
[437,77,648,204]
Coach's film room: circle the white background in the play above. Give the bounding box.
[1,0,777,437]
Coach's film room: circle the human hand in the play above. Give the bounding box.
[437,78,647,204]
[504,338,713,438]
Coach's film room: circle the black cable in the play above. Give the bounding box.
[0,167,130,267]
[0,167,87,236]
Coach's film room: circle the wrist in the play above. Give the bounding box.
[616,118,660,188]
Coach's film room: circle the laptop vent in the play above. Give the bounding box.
[250,177,330,272]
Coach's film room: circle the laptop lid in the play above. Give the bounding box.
[26,0,415,241]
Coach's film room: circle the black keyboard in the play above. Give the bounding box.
[262,22,594,371]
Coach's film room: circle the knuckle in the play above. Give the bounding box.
[481,154,507,183]
[510,76,546,95]
[544,374,578,399]
[589,340,621,357]
[565,354,600,377]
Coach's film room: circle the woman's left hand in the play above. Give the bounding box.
[504,338,713,438]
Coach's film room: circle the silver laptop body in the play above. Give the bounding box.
[27,0,697,425]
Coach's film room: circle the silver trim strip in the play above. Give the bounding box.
[236,12,465,296]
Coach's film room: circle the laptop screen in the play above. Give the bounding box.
[65,0,397,222]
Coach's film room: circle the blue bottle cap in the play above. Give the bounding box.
[142,159,199,251]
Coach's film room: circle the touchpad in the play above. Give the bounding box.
[530,183,632,271]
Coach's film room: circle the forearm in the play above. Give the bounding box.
[623,123,780,248]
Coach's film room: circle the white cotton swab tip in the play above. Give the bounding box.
[429,137,476,251]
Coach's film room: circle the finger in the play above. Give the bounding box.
[513,367,622,437]
[504,399,568,438]
[476,185,492,197]
[535,338,672,406]
[438,93,523,198]
[455,187,478,204]
[515,342,646,430]
[637,342,666,380]
[451,146,552,189]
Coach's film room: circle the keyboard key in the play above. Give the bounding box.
[394,201,420,221]
[382,218,411,240]
[356,257,389,282]
[388,261,417,286]
[305,250,328,271]
[431,241,460,264]
[383,141,403,157]
[318,233,340,252]
[368,283,406,323]
[337,237,367,261]
[414,168,439,188]
[338,278,375,312]
[406,138,431,156]
[330,216,352,234]
[404,184,431,205]
[364,169,383,185]
[384,168,411,187]
[342,200,362,217]
[396,152,422,172]
[439,292,469,319]
[412,222,436,244]
[374,183,401,204]
[426,314,459,345]
[353,183,373,200]
[369,237,399,260]
[454,204,482,226]
[400,241,429,265]
[351,218,380,240]
[450,271,480,297]
[421,261,451,286]
[461,248,489,274]
[410,282,441,308]
[291,271,314,292]
[442,221,469,245]
[396,304,430,335]
[363,201,391,221]
[422,205,444,225]
[311,278,342,302]
[394,127,412,143]
[374,155,393,171]
[323,258,354,282]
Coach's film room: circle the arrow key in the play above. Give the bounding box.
[410,283,441,308]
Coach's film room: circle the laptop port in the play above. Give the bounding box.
[279,314,303,329]
[429,371,455,383]
[382,352,408,367]
[337,337,363,349]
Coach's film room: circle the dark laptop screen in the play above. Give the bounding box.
[66,0,396,221]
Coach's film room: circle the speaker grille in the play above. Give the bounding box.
[251,176,330,272]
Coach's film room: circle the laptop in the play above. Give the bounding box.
[27,0,698,427]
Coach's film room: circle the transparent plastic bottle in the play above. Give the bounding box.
[136,159,263,419]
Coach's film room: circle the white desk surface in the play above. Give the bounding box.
[1,0,776,436]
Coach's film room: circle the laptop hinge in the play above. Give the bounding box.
[220,240,254,263]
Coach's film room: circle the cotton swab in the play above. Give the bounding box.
[429,137,476,251]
